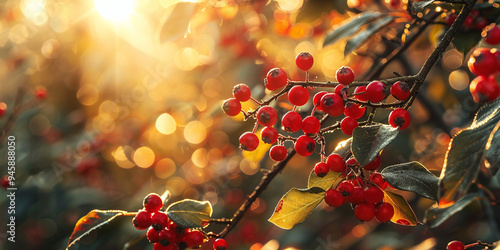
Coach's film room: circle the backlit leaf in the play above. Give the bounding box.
[424,193,482,228]
[383,191,420,226]
[157,2,199,43]
[323,12,383,47]
[381,162,439,201]
[412,0,435,13]
[352,124,399,166]
[344,16,396,56]
[483,120,500,175]
[166,199,212,228]
[308,139,351,189]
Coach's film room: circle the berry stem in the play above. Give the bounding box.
[252,122,259,134]
[249,97,263,105]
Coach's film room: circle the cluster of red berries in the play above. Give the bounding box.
[222,52,412,161]
[467,47,500,103]
[445,10,492,31]
[132,193,227,250]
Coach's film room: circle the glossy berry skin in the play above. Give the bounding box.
[133,209,152,230]
[468,48,498,76]
[266,68,288,90]
[369,172,385,188]
[447,241,465,250]
[346,158,358,167]
[463,15,474,29]
[375,202,394,222]
[213,238,228,250]
[388,108,411,130]
[294,135,316,157]
[183,230,204,248]
[222,98,241,116]
[366,81,386,103]
[288,86,309,106]
[159,229,177,246]
[326,153,346,172]
[270,145,287,161]
[334,84,345,96]
[320,93,344,117]
[349,187,365,205]
[0,103,6,117]
[470,75,500,103]
[257,106,277,126]
[147,227,161,243]
[295,52,314,71]
[314,162,330,177]
[144,193,163,213]
[233,83,251,102]
[445,13,457,26]
[313,91,328,110]
[391,81,411,100]
[325,188,344,207]
[282,111,302,132]
[344,102,365,119]
[302,116,320,134]
[336,66,355,85]
[337,180,355,196]
[354,86,368,102]
[151,211,170,231]
[364,186,384,204]
[483,24,500,45]
[261,126,278,144]
[340,116,359,136]
[239,132,259,151]
[34,87,47,99]
[363,155,382,171]
[354,203,375,221]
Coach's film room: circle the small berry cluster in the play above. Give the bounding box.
[132,193,220,250]
[445,10,491,31]
[222,52,412,162]
[467,47,500,103]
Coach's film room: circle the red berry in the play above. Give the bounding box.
[183,230,204,248]
[354,203,375,221]
[325,188,344,207]
[151,211,170,231]
[270,145,288,161]
[375,202,394,222]
[34,86,47,100]
[313,91,328,110]
[314,162,330,177]
[222,98,241,116]
[366,81,386,103]
[336,66,355,85]
[469,9,479,18]
[447,241,465,250]
[349,187,365,205]
[261,126,278,144]
[388,108,411,130]
[132,209,152,230]
[464,15,474,29]
[326,153,346,172]
[302,116,320,134]
[159,229,177,246]
[294,135,316,157]
[468,48,498,76]
[390,81,410,100]
[334,84,345,96]
[364,186,384,204]
[445,13,457,26]
[295,52,314,71]
[344,102,365,119]
[474,17,488,31]
[288,86,309,106]
[482,24,500,45]
[1,175,9,188]
[340,116,359,136]
[282,111,302,132]
[266,68,288,90]
[354,86,368,102]
[470,75,500,103]
[350,176,365,187]
[147,227,161,243]
[144,193,163,213]
[346,158,358,167]
[213,238,228,250]
[363,155,382,171]
[0,102,7,117]
[320,93,344,117]
[337,180,355,196]
[154,243,177,250]
[233,83,251,102]
[239,132,259,151]
[369,172,385,188]
[257,106,278,126]
[492,48,500,72]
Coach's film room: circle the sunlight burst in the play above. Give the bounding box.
[94,0,135,21]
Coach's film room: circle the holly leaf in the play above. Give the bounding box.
[383,191,420,226]
[411,0,435,13]
[439,98,500,205]
[483,120,500,176]
[66,210,134,249]
[308,139,351,189]
[352,124,399,166]
[424,193,482,228]
[269,187,325,230]
[323,12,383,47]
[381,162,439,201]
[166,199,212,228]
[452,30,482,54]
[156,2,198,43]
[344,16,396,56]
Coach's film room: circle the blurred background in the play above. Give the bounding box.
[0,0,497,249]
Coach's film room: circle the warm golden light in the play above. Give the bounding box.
[94,0,135,21]
[156,113,177,135]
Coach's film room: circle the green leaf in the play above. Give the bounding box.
[484,120,500,175]
[352,124,399,166]
[156,2,198,43]
[308,138,351,189]
[66,210,133,249]
[269,187,325,229]
[439,99,500,205]
[381,162,439,201]
[452,30,482,54]
[323,12,383,47]
[344,16,396,56]
[166,199,212,228]
[382,191,421,226]
[411,0,435,13]
[424,193,482,228]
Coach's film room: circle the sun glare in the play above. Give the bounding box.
[94,0,135,21]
